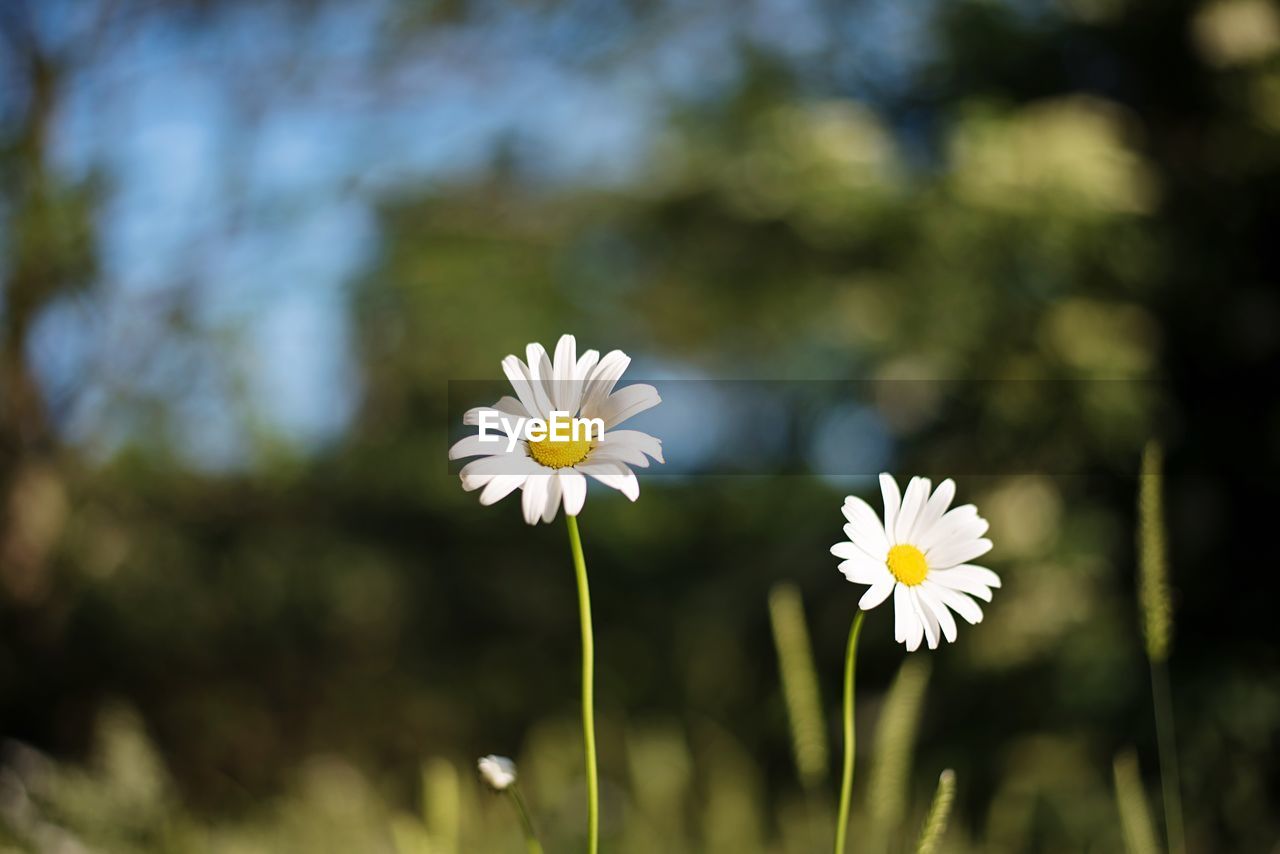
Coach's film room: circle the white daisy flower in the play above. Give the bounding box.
[477,754,518,791]
[449,334,663,525]
[831,474,1000,652]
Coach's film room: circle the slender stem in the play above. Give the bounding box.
[508,786,545,854]
[1150,659,1185,854]
[834,609,867,854]
[565,514,599,854]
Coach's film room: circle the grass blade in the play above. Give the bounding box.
[1113,750,1160,854]
[1138,442,1185,854]
[768,583,829,789]
[1139,441,1172,663]
[914,769,955,854]
[867,656,931,852]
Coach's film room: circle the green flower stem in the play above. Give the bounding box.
[1150,659,1185,854]
[508,785,545,854]
[834,609,867,854]
[565,514,599,854]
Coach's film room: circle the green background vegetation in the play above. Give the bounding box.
[2,0,1278,850]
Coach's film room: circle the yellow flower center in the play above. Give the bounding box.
[526,415,593,469]
[887,544,928,586]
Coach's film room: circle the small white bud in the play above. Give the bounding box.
[477,754,517,791]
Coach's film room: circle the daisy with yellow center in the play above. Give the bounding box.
[830,474,998,854]
[449,333,662,854]
[448,333,663,525]
[831,473,999,651]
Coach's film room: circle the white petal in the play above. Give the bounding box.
[911,478,955,544]
[526,342,553,380]
[525,343,557,418]
[929,572,992,602]
[553,334,577,381]
[448,434,509,460]
[579,350,631,418]
[596,429,664,464]
[943,516,990,546]
[552,334,578,412]
[559,469,587,516]
[542,474,562,523]
[930,565,1001,600]
[460,454,537,490]
[597,384,661,429]
[830,541,865,560]
[925,582,984,625]
[911,587,940,650]
[904,600,925,651]
[895,476,928,539]
[919,505,988,552]
[859,576,895,610]
[502,355,548,421]
[918,586,957,643]
[479,474,527,506]
[565,346,598,414]
[522,475,550,525]
[575,349,600,381]
[893,583,912,643]
[947,563,1001,588]
[840,496,890,560]
[578,459,640,501]
[880,474,903,545]
[926,538,993,570]
[589,449,649,470]
[461,471,494,492]
[895,477,931,544]
[463,396,531,429]
[838,553,890,585]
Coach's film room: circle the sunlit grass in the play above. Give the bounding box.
[768,582,829,790]
[867,656,931,852]
[1113,751,1160,854]
[914,769,956,854]
[1138,441,1185,854]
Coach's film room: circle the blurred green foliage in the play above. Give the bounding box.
[3,0,1280,851]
